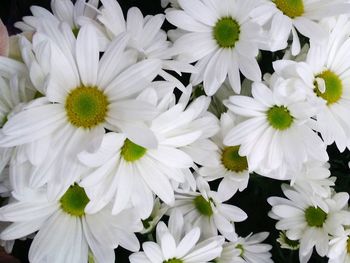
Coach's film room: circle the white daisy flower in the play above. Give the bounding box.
[274,15,350,152]
[98,0,196,86]
[216,232,273,263]
[0,25,161,196]
[166,0,264,95]
[199,112,249,200]
[224,78,328,180]
[78,92,215,218]
[251,0,350,55]
[15,0,102,37]
[129,210,224,263]
[0,184,142,263]
[290,161,335,198]
[328,229,350,263]
[268,185,350,263]
[170,177,247,239]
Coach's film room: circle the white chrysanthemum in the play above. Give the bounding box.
[0,184,142,263]
[199,112,249,200]
[268,185,350,263]
[328,229,350,263]
[98,0,195,85]
[0,25,161,197]
[0,72,36,176]
[170,178,247,239]
[224,78,328,180]
[274,16,350,152]
[216,232,273,263]
[15,0,103,38]
[251,0,350,55]
[129,211,224,263]
[290,161,335,198]
[166,0,264,95]
[79,92,217,218]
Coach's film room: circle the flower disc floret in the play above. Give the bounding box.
[193,196,213,217]
[314,70,343,105]
[213,17,240,48]
[304,206,327,227]
[163,259,183,263]
[121,139,147,162]
[274,0,304,18]
[267,105,293,130]
[65,86,108,128]
[221,146,248,172]
[60,184,90,217]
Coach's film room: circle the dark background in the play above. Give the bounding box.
[1,1,350,262]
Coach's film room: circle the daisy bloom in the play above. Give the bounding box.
[216,232,273,263]
[328,229,350,263]
[199,112,249,200]
[251,0,350,55]
[0,184,142,263]
[79,92,215,218]
[268,185,350,263]
[166,0,264,95]
[224,78,328,180]
[129,210,224,263]
[0,25,161,195]
[170,177,247,239]
[15,0,104,41]
[274,15,350,152]
[98,0,196,85]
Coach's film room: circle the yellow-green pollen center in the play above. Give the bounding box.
[163,259,183,263]
[304,206,327,227]
[347,237,350,254]
[193,196,213,217]
[273,0,304,18]
[221,146,248,173]
[267,105,293,130]
[314,70,343,105]
[121,139,147,162]
[213,17,240,48]
[65,86,108,129]
[236,244,244,257]
[60,184,90,217]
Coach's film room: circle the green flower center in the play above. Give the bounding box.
[213,17,240,48]
[221,146,248,173]
[60,184,90,217]
[121,139,147,162]
[72,27,80,38]
[314,70,343,105]
[193,196,213,217]
[236,244,244,257]
[267,105,293,130]
[273,0,304,18]
[163,259,183,263]
[347,237,350,254]
[278,231,300,249]
[304,206,327,227]
[65,86,108,129]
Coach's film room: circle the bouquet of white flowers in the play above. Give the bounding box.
[0,0,350,262]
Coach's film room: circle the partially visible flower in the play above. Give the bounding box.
[0,184,142,263]
[170,177,247,239]
[277,231,300,251]
[251,0,350,55]
[216,232,273,263]
[328,229,350,263]
[129,210,224,263]
[268,185,350,263]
